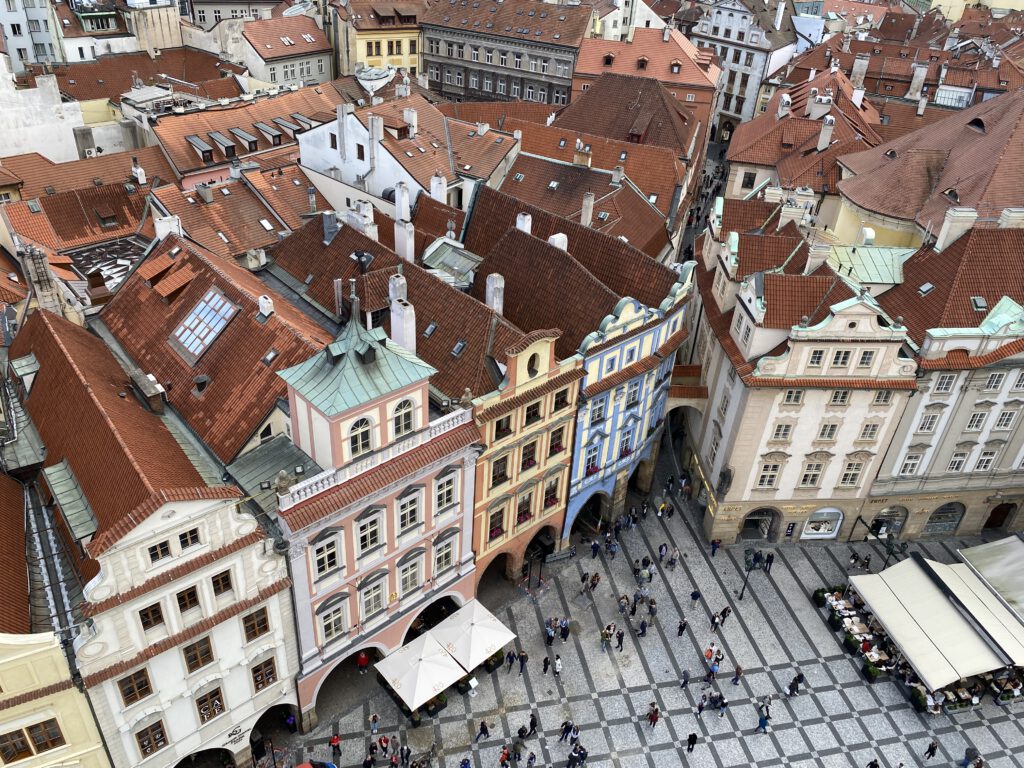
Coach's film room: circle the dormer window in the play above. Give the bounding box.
[603,54,614,66]
[350,418,372,457]
[671,62,681,74]
[943,188,959,203]
[637,57,648,70]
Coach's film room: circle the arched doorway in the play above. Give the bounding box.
[404,595,461,643]
[627,459,654,494]
[313,647,384,724]
[924,502,966,535]
[870,506,908,536]
[801,507,844,540]
[984,502,1017,530]
[249,704,297,767]
[740,508,780,541]
[175,749,235,768]
[571,492,610,538]
[719,120,735,143]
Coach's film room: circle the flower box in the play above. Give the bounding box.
[489,526,504,541]
[550,444,564,454]
[544,496,558,508]
[585,466,601,476]
[521,458,537,470]
[620,448,633,458]
[517,512,534,524]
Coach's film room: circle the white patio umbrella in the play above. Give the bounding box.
[430,599,517,671]
[375,632,466,710]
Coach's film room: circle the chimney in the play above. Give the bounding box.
[395,181,411,221]
[258,294,275,318]
[485,273,504,315]
[229,161,242,180]
[581,191,595,227]
[817,115,835,152]
[307,186,317,214]
[774,0,785,31]
[572,143,592,167]
[997,208,1024,229]
[333,278,345,317]
[856,225,875,246]
[933,208,977,253]
[395,220,415,262]
[916,95,928,116]
[246,248,268,270]
[154,215,182,240]
[803,241,831,275]
[368,114,384,169]
[612,165,624,184]
[807,67,816,82]
[515,212,532,235]
[805,88,818,115]
[196,184,214,203]
[322,211,340,245]
[776,92,791,120]
[850,53,869,89]
[476,122,490,135]
[131,157,147,186]
[809,95,832,120]
[663,26,671,42]
[841,34,851,53]
[403,107,418,138]
[371,96,384,106]
[906,63,928,101]
[547,233,568,251]
[851,87,865,108]
[259,6,272,18]
[992,54,1001,69]
[430,172,447,203]
[129,370,165,414]
[336,103,354,161]
[389,276,416,354]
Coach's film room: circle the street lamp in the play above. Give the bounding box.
[737,548,763,601]
[881,533,909,569]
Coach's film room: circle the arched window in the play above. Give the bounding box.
[393,400,414,437]
[350,418,372,457]
[527,353,539,377]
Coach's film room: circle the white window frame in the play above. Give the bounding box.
[360,581,386,620]
[839,462,863,487]
[873,390,893,405]
[985,372,1006,391]
[809,349,824,367]
[398,494,420,533]
[899,454,921,476]
[832,350,851,367]
[756,463,780,488]
[934,373,956,393]
[857,350,875,368]
[771,424,791,441]
[314,539,339,577]
[321,607,345,643]
[800,462,823,487]
[357,516,382,556]
[393,399,414,437]
[830,390,850,406]
[947,451,967,472]
[975,450,997,471]
[435,474,457,513]
[399,560,421,596]
[784,389,803,405]
[859,423,879,441]
[917,413,939,433]
[994,410,1017,431]
[966,411,987,432]
[434,539,455,574]
[818,423,838,441]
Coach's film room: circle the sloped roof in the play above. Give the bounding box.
[838,88,1024,228]
[0,146,175,200]
[242,15,331,61]
[552,72,697,155]
[421,0,593,48]
[329,73,443,106]
[762,269,856,328]
[100,236,333,463]
[868,95,958,142]
[243,162,327,231]
[279,316,436,416]
[0,473,29,634]
[740,0,799,50]
[344,0,429,30]
[437,101,556,128]
[9,311,239,558]
[720,197,782,234]
[875,227,1024,346]
[574,28,720,90]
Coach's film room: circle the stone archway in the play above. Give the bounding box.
[924,502,966,535]
[249,704,298,766]
[310,645,387,727]
[175,748,236,768]
[984,502,1017,530]
[870,506,908,537]
[403,594,462,644]
[567,491,611,539]
[740,507,781,542]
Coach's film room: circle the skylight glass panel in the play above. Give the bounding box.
[172,289,237,360]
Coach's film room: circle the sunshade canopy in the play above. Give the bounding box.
[430,599,517,670]
[375,632,466,710]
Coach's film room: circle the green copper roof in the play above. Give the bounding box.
[279,318,436,417]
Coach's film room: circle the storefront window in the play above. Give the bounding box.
[870,506,907,536]
[924,502,965,535]
[801,507,843,539]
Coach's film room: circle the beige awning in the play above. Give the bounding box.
[430,599,516,671]
[375,632,466,710]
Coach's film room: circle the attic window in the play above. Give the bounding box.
[451,340,467,357]
[221,188,231,196]
[44,186,55,196]
[637,57,648,70]
[405,151,415,157]
[262,348,280,365]
[918,282,934,297]
[171,289,238,362]
[619,151,627,161]
[648,194,658,204]
[967,117,986,134]
[27,200,41,213]
[96,207,118,228]
[424,321,437,337]
[259,219,274,232]
[217,231,230,243]
[192,375,210,396]
[603,54,614,66]
[597,211,610,221]
[548,180,559,190]
[943,188,959,203]
[971,296,988,311]
[558,138,566,148]
[884,149,898,159]
[513,173,524,182]
[671,63,681,74]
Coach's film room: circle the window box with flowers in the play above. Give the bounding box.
[544,493,558,508]
[585,465,601,476]
[521,458,537,471]
[489,526,504,541]
[517,510,533,525]
[620,448,633,459]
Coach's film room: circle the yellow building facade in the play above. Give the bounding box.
[830,196,925,248]
[0,632,110,768]
[336,1,425,76]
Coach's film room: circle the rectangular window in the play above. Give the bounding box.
[830,390,850,406]
[756,463,779,488]
[708,435,720,466]
[800,463,823,487]
[818,423,838,441]
[741,171,756,189]
[741,325,752,344]
[471,46,479,61]
[549,427,565,456]
[591,398,606,424]
[119,670,153,706]
[179,528,200,549]
[873,390,893,405]
[975,450,997,471]
[171,289,237,361]
[485,49,493,64]
[809,349,824,367]
[985,372,1006,391]
[399,561,420,595]
[212,570,232,595]
[995,410,1017,430]
[243,607,270,642]
[784,390,803,405]
[139,603,164,631]
[553,389,569,411]
[859,423,879,441]
[966,411,987,431]
[0,729,32,763]
[899,454,921,476]
[947,451,967,472]
[196,688,224,723]
[358,517,382,554]
[1014,371,1024,390]
[436,475,456,511]
[322,608,345,642]
[491,456,509,487]
[626,380,641,406]
[839,462,863,487]
[25,719,63,754]
[771,424,791,441]
[251,658,277,691]
[398,495,420,532]
[544,478,559,509]
[510,82,520,98]
[495,415,512,439]
[832,350,851,367]
[435,539,455,573]
[183,637,214,673]
[177,586,200,613]
[362,582,385,618]
[488,508,505,540]
[135,722,167,758]
[148,541,170,562]
[9,24,20,36]
[719,392,731,418]
[521,442,537,472]
[857,351,875,368]
[934,373,956,393]
[524,402,541,425]
[315,540,338,576]
[745,52,755,66]
[918,413,939,433]
[619,428,634,459]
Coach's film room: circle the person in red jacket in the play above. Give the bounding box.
[357,651,370,675]
[378,734,390,757]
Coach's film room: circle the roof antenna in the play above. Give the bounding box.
[349,277,360,326]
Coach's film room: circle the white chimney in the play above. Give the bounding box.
[663,26,671,42]
[390,295,417,354]
[368,114,384,169]
[395,181,411,221]
[336,103,353,161]
[581,191,595,227]
[515,212,532,235]
[485,273,504,315]
[856,225,875,246]
[997,208,1024,229]
[906,63,928,101]
[389,273,408,303]
[307,186,318,214]
[817,115,835,152]
[805,88,819,115]
[774,0,785,31]
[808,95,832,120]
[933,208,977,253]
[259,6,272,19]
[430,172,447,203]
[154,215,182,240]
[476,122,490,135]
[807,67,816,83]
[850,53,869,89]
[612,165,624,184]
[403,107,418,138]
[803,242,831,275]
[841,34,851,53]
[322,210,340,245]
[776,93,791,120]
[852,87,865,108]
[196,184,214,204]
[395,220,415,262]
[917,95,928,116]
[547,233,568,251]
[131,157,146,186]
[258,294,275,318]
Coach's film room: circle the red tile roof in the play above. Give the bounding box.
[243,163,327,231]
[411,193,466,241]
[868,95,958,142]
[421,0,593,48]
[0,473,29,634]
[0,146,175,199]
[101,236,333,463]
[574,28,720,90]
[9,311,239,559]
[23,47,245,104]
[437,101,557,128]
[719,198,782,235]
[242,16,331,61]
[344,0,429,30]
[762,270,856,329]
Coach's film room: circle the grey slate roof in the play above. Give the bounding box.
[227,434,321,515]
[42,459,98,540]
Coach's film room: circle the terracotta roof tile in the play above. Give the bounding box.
[0,474,29,634]
[437,101,556,128]
[345,0,429,30]
[242,16,331,61]
[421,0,593,48]
[4,185,147,252]
[475,368,584,420]
[868,95,958,141]
[0,680,75,713]
[243,163,326,231]
[101,236,333,463]
[411,193,466,241]
[329,73,443,106]
[918,338,1024,370]
[574,28,720,90]
[719,198,781,235]
[735,233,806,277]
[0,146,175,199]
[585,353,662,396]
[8,311,237,559]
[762,271,856,329]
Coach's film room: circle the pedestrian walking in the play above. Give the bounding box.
[600,627,611,651]
[923,741,938,760]
[710,613,721,633]
[648,563,657,583]
[669,547,680,570]
[329,735,342,763]
[691,590,701,610]
[711,538,721,557]
[512,738,526,761]
[506,650,517,673]
[764,552,775,574]
[608,540,618,560]
[546,623,556,646]
[357,650,370,675]
[958,747,980,767]
[579,571,590,594]
[658,543,668,562]
[638,619,648,637]
[680,669,691,688]
[687,733,698,752]
[648,599,658,618]
[363,754,374,768]
[528,713,538,736]
[696,694,707,717]
[591,540,600,559]
[543,656,550,675]
[369,713,380,735]
[866,760,880,768]
[588,573,601,593]
[678,617,688,636]
[732,664,743,685]
[705,661,719,684]
[399,744,412,767]
[569,724,580,746]
[526,752,537,768]
[756,713,769,734]
[719,606,732,625]
[704,642,716,661]
[474,720,490,742]
[554,655,563,678]
[719,697,729,718]
[518,650,529,674]
[378,735,390,756]
[560,619,570,643]
[559,721,573,742]
[648,705,660,728]
[615,629,625,651]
